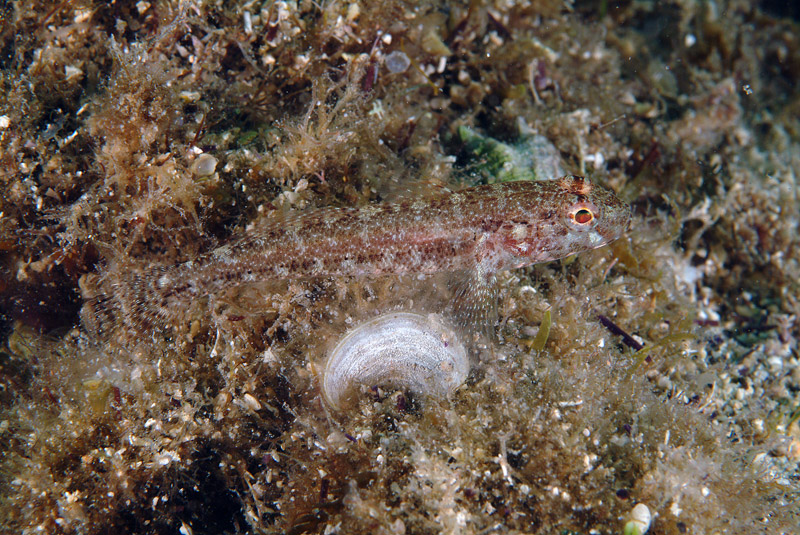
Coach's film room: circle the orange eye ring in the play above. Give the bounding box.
[566,201,599,228]
[572,208,595,225]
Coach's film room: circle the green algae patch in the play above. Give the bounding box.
[530,308,552,352]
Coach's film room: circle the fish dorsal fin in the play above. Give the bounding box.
[373,173,453,204]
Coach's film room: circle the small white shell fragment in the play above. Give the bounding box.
[243,11,253,34]
[191,153,218,177]
[242,393,262,411]
[385,50,411,74]
[64,65,83,81]
[346,2,360,22]
[624,503,652,535]
[322,312,469,409]
[179,90,202,103]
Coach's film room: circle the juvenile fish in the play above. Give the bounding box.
[87,175,629,332]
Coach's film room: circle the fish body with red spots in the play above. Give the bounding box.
[87,175,629,332]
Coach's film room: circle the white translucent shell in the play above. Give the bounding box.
[322,312,469,410]
[624,503,652,535]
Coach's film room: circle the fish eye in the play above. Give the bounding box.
[574,208,593,224]
[568,203,599,227]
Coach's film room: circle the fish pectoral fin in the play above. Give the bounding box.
[448,266,498,340]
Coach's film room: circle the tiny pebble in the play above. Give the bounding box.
[192,153,217,177]
[385,51,411,74]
